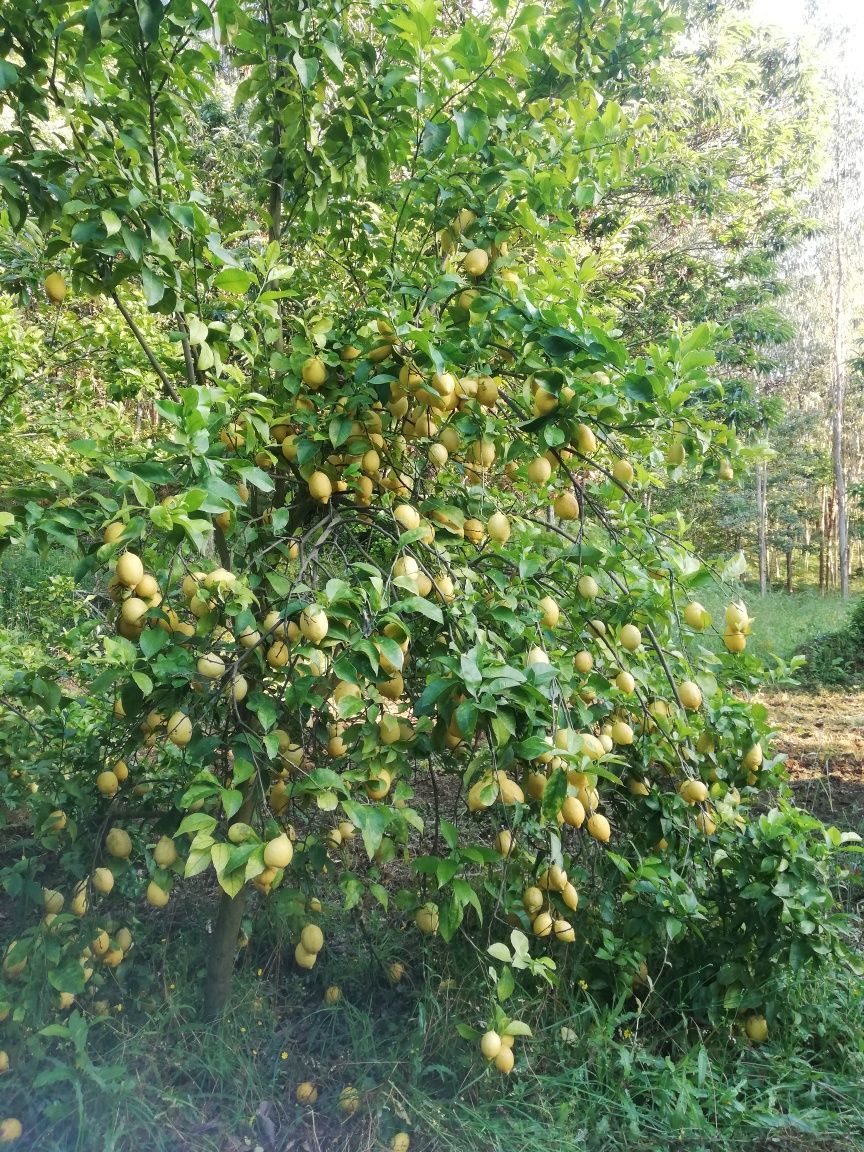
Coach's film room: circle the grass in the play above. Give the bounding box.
[4,912,864,1152]
[696,581,861,664]
[0,547,78,643]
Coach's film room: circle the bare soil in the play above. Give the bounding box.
[762,690,864,830]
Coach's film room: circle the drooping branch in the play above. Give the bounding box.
[110,290,181,403]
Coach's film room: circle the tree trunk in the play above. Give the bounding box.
[830,103,850,597]
[756,462,768,597]
[203,778,257,1018]
[819,486,828,594]
[786,547,793,594]
[203,886,248,1019]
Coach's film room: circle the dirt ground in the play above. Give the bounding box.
[762,690,864,830]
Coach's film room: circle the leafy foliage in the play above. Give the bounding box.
[0,2,859,1133]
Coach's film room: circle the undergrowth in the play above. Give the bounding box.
[4,897,863,1152]
[796,597,864,689]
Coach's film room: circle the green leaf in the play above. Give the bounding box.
[421,120,450,157]
[213,268,253,295]
[137,0,164,43]
[36,462,74,487]
[329,414,354,447]
[184,848,212,879]
[0,61,19,90]
[139,628,167,659]
[141,267,165,306]
[342,800,390,859]
[488,942,512,963]
[321,40,344,73]
[293,53,319,88]
[221,789,244,819]
[217,868,245,898]
[503,1020,532,1037]
[453,108,489,148]
[177,812,218,837]
[101,209,122,236]
[453,877,482,923]
[131,671,153,697]
[541,767,568,822]
[395,596,443,624]
[497,966,515,1001]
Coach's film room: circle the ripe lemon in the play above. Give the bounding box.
[115,552,144,588]
[487,511,511,542]
[296,1081,318,1104]
[463,248,489,277]
[526,456,552,484]
[300,924,324,954]
[554,490,579,519]
[153,836,178,867]
[294,944,316,969]
[264,833,294,869]
[538,595,559,628]
[612,458,634,486]
[299,604,328,643]
[44,272,66,303]
[339,1085,360,1114]
[106,827,132,858]
[619,624,641,651]
[523,886,544,916]
[96,770,119,797]
[561,882,579,912]
[146,881,169,908]
[742,743,763,770]
[415,902,440,934]
[480,1031,502,1060]
[575,423,597,455]
[683,601,709,630]
[554,919,575,942]
[679,779,708,805]
[525,645,549,668]
[92,868,114,895]
[610,720,633,745]
[308,471,332,503]
[0,1118,23,1143]
[301,356,327,388]
[166,711,193,747]
[561,795,586,829]
[745,1014,768,1043]
[43,888,64,914]
[577,574,598,599]
[587,813,611,843]
[533,911,554,937]
[678,680,702,710]
[196,652,225,680]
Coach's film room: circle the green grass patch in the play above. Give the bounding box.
[696,583,860,665]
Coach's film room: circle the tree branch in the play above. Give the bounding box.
[110,290,181,402]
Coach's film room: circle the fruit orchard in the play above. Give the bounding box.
[0,0,861,1146]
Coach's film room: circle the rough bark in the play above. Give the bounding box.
[829,99,850,597]
[203,782,256,1019]
[756,462,769,597]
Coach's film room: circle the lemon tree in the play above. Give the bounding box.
[0,0,854,1075]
